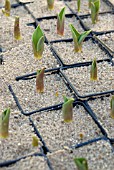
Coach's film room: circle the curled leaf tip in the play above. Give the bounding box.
[14,16,22,40]
[90,58,97,81]
[74,157,88,170]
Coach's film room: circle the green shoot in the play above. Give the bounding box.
[36,68,45,93]
[32,25,44,59]
[47,0,54,10]
[91,0,100,24]
[110,95,114,119]
[14,16,21,40]
[88,0,95,8]
[77,0,81,12]
[70,24,91,52]
[74,158,88,170]
[32,136,39,147]
[2,0,11,17]
[57,7,65,36]
[90,58,97,81]
[0,108,10,138]
[62,96,74,123]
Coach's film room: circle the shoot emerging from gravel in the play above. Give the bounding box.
[74,158,88,170]
[91,0,100,24]
[70,24,91,52]
[90,58,97,81]
[0,108,10,138]
[32,25,44,59]
[47,0,54,10]
[110,95,114,119]
[2,0,11,17]
[62,96,74,123]
[14,16,21,40]
[77,0,81,12]
[32,136,39,147]
[36,68,45,93]
[57,7,65,36]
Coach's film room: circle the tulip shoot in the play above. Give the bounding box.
[91,0,100,24]
[62,96,74,123]
[14,16,21,40]
[90,58,97,81]
[77,0,81,12]
[2,0,11,17]
[36,68,45,93]
[74,158,88,170]
[70,24,91,52]
[0,108,10,138]
[57,7,65,36]
[110,96,114,119]
[32,25,44,59]
[47,0,54,10]
[32,136,39,147]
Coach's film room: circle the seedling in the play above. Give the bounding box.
[110,95,114,119]
[57,7,65,36]
[32,136,39,147]
[77,0,81,12]
[0,108,10,138]
[32,25,44,59]
[70,24,91,52]
[14,16,21,40]
[91,0,100,24]
[90,58,97,81]
[36,68,45,93]
[2,0,11,17]
[88,0,95,8]
[47,0,54,10]
[62,96,74,123]
[74,158,88,170]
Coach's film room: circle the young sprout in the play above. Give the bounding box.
[90,58,97,81]
[32,25,44,59]
[74,158,88,170]
[57,7,65,36]
[70,24,91,52]
[32,136,39,147]
[62,96,74,123]
[88,0,94,8]
[77,0,81,12]
[36,68,45,93]
[0,108,10,138]
[91,0,100,24]
[47,0,54,10]
[110,95,114,119]
[2,0,11,17]
[14,16,21,40]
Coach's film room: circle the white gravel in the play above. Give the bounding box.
[31,105,103,152]
[52,39,110,64]
[63,61,114,96]
[82,13,114,32]
[47,140,114,170]
[88,95,114,138]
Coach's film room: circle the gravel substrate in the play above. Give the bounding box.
[88,95,114,138]
[52,38,110,65]
[97,32,114,52]
[82,13,114,32]
[0,110,42,162]
[31,105,103,152]
[66,0,112,15]
[25,0,71,18]
[0,14,34,51]
[0,156,50,170]
[1,43,59,82]
[11,73,73,113]
[47,140,114,170]
[63,61,114,96]
[39,16,83,41]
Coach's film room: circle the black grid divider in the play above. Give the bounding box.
[0,1,34,9]
[1,0,113,168]
[64,1,114,35]
[28,99,109,152]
